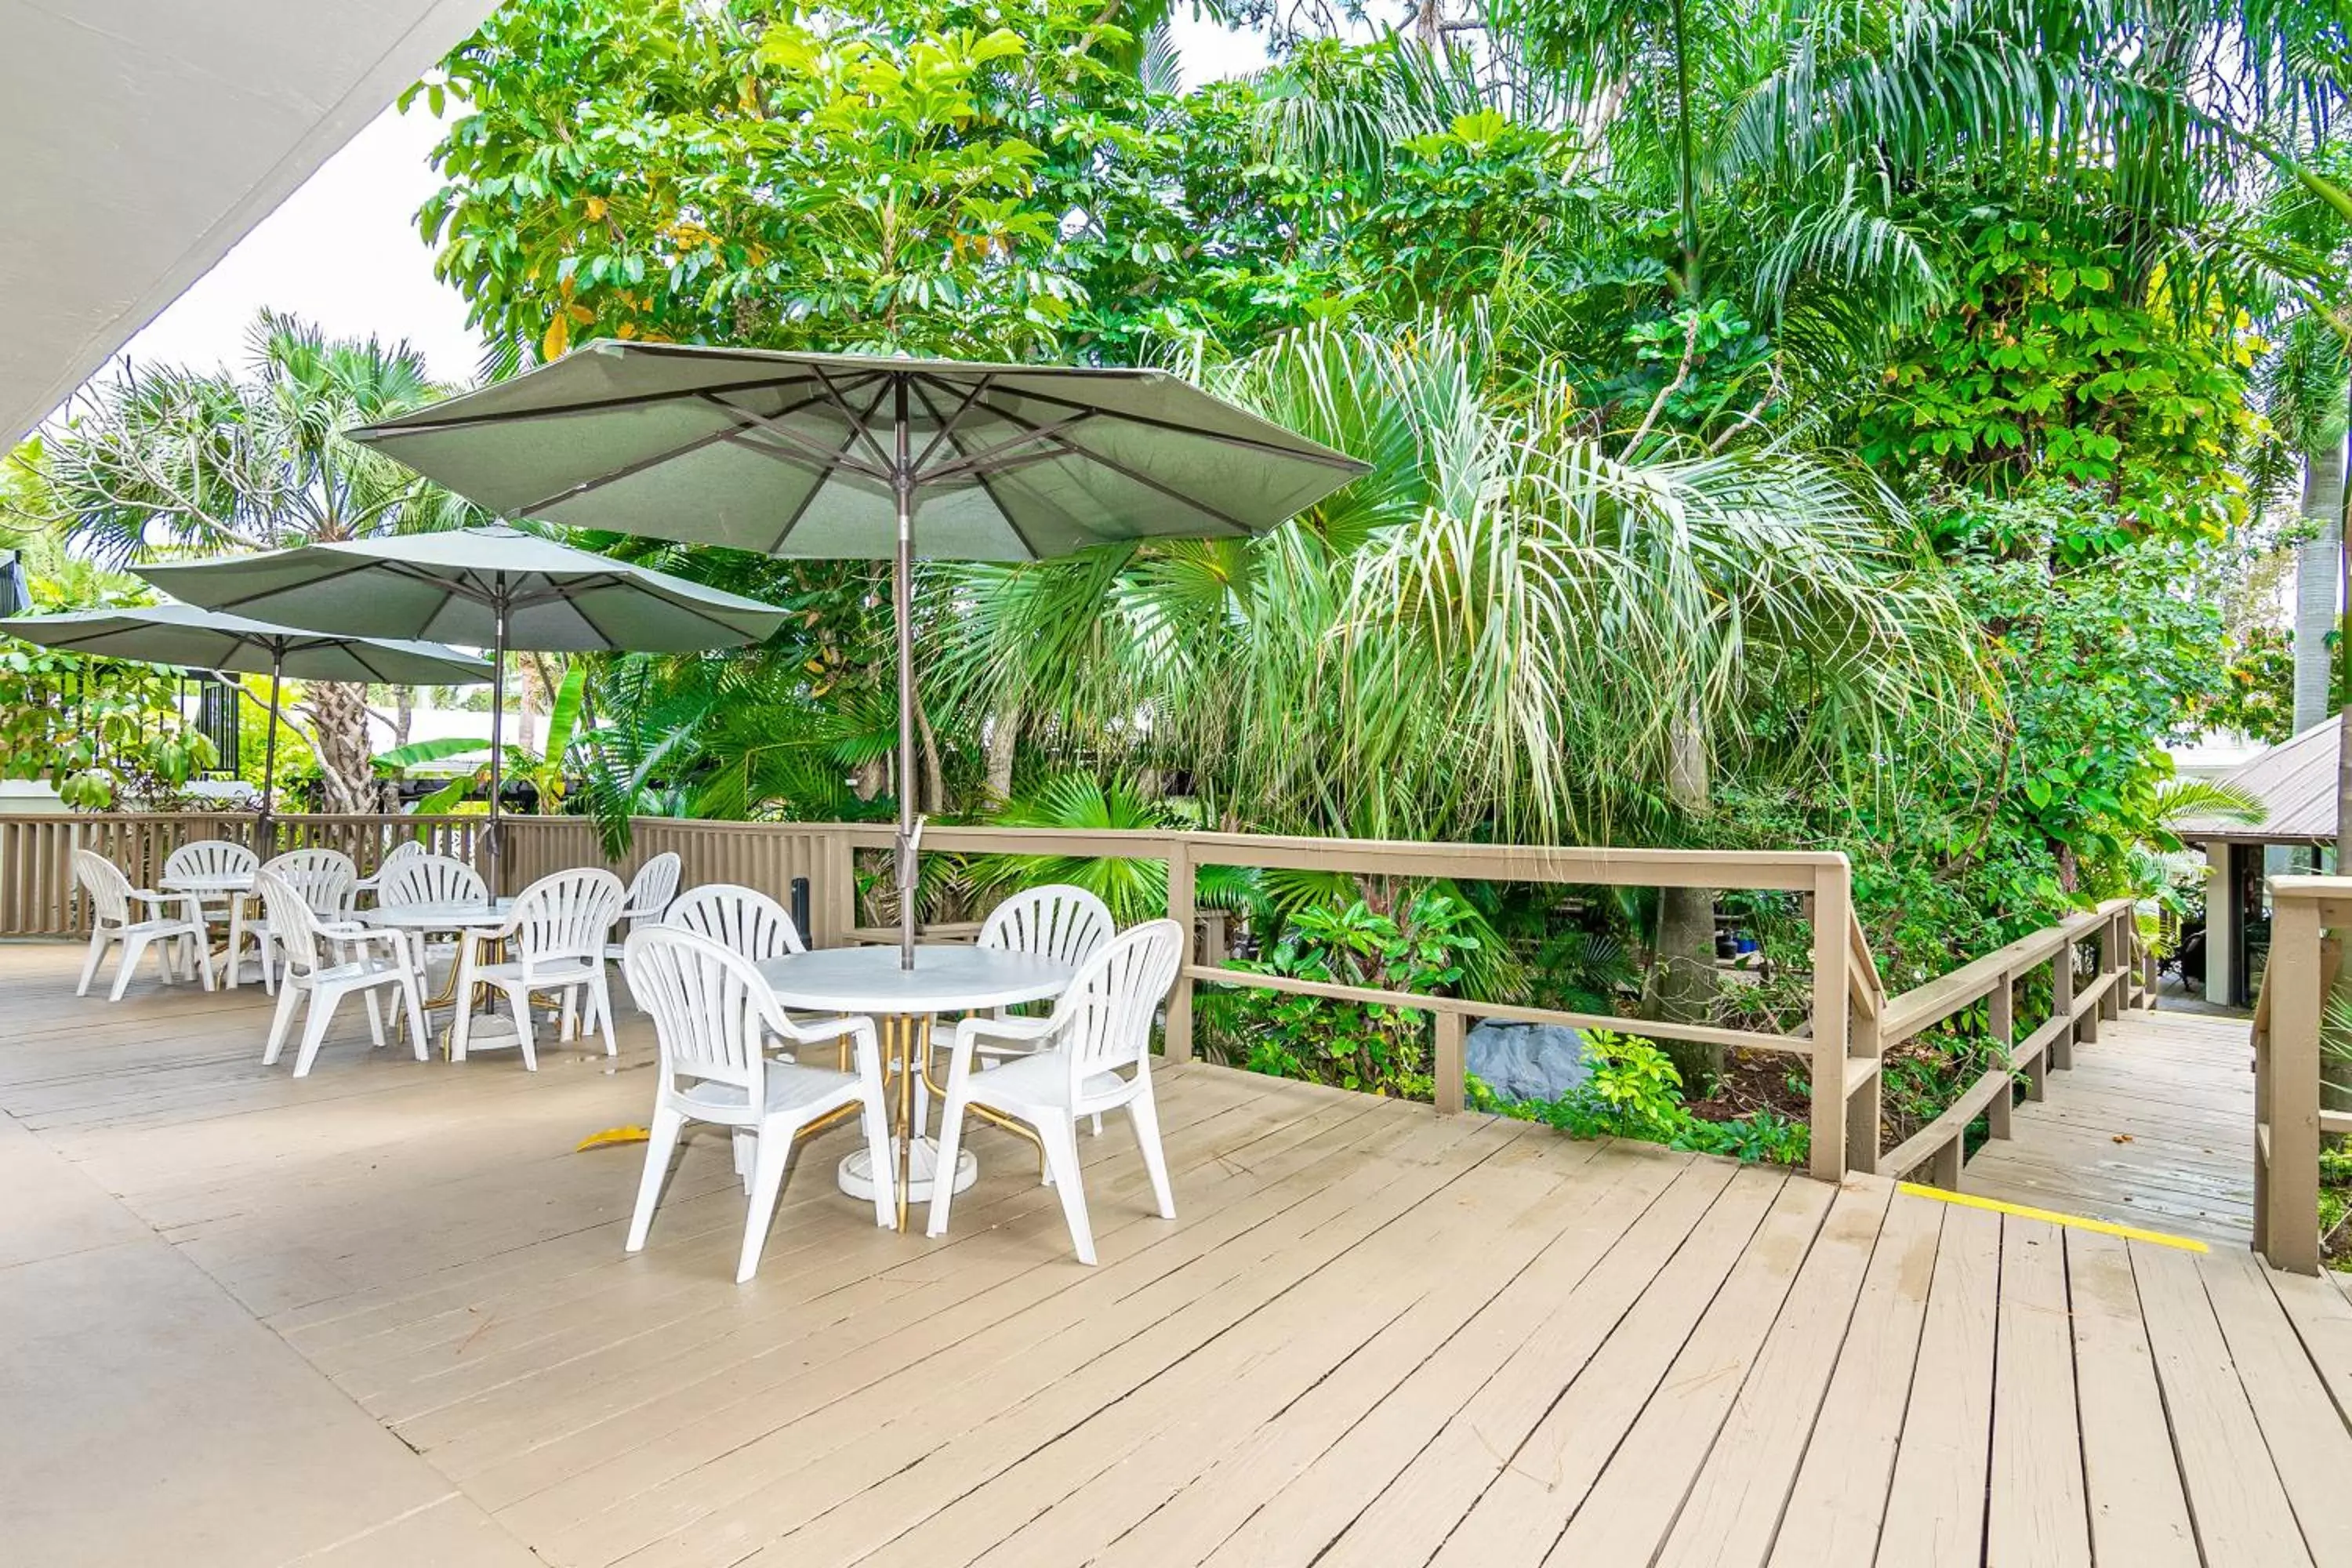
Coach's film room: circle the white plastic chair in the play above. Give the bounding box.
[608,852,683,958]
[575,851,684,1036]
[71,850,212,1001]
[927,919,1185,1264]
[663,883,819,1054]
[451,867,625,1069]
[162,837,258,984]
[350,839,427,909]
[376,851,489,986]
[237,848,358,993]
[924,884,1115,1131]
[622,925,896,1282]
[376,851,488,908]
[663,882,808,961]
[256,869,428,1078]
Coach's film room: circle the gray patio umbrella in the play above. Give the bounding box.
[1,601,492,826]
[344,342,1370,966]
[137,527,788,880]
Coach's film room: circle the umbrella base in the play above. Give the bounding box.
[837,1137,977,1205]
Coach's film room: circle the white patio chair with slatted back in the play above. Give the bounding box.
[71,849,213,1001]
[238,849,358,995]
[575,851,684,1036]
[376,851,489,993]
[450,868,626,1069]
[622,925,897,1281]
[256,869,429,1079]
[922,884,1116,1134]
[349,838,426,911]
[162,837,259,986]
[927,919,1184,1264]
[663,883,821,1058]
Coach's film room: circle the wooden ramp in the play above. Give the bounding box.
[2,941,2350,1567]
[1958,1005,2255,1247]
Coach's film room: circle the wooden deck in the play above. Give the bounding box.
[3,939,2350,1568]
[1958,1005,2257,1247]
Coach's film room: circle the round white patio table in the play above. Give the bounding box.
[753,944,1074,1232]
[161,868,259,985]
[360,898,517,1049]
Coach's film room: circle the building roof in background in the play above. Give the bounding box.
[2177,716,2339,844]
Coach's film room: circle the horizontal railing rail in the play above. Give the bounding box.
[0,811,2147,1192]
[2253,877,2352,1274]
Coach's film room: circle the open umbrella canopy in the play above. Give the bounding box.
[343,342,1370,560]
[136,524,789,652]
[341,343,1367,967]
[0,601,492,684]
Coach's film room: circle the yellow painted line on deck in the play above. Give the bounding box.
[1896,1182,2209,1253]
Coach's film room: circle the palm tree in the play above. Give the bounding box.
[933,314,1980,1084]
[20,312,479,811]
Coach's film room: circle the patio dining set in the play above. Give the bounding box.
[66,836,1183,1283]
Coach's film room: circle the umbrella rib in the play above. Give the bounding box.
[696,392,890,483]
[811,367,900,477]
[760,404,881,554]
[960,397,1258,538]
[354,372,825,436]
[200,554,390,617]
[511,423,747,520]
[906,379,1051,561]
[920,409,1099,485]
[978,382,1371,472]
[909,372,996,473]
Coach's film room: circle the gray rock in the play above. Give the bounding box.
[1465,1020,1592,1104]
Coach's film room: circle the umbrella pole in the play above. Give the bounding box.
[895,376,918,972]
[488,596,507,895]
[259,649,283,855]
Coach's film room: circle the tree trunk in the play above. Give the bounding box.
[1645,702,1721,1092]
[916,699,945,817]
[2293,436,2344,737]
[982,698,1020,811]
[297,681,376,815]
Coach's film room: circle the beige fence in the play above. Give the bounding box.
[2252,876,2352,1274]
[4,811,2153,1188]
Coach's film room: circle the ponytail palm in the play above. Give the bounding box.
[932,315,1979,844]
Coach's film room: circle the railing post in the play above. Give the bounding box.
[1164,835,1195,1063]
[2263,890,2323,1274]
[1433,1007,1465,1115]
[1987,970,2014,1140]
[2097,909,2123,1022]
[1810,862,1851,1181]
[2052,939,2078,1068]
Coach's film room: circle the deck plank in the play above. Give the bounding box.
[2132,1241,2314,1566]
[1985,1218,2090,1568]
[2063,1229,2199,1566]
[1874,1200,2002,1568]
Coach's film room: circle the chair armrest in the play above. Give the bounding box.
[954,1013,1058,1051]
[776,1011,870,1048]
[129,887,205,923]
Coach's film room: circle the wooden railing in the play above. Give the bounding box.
[1864,898,2139,1187]
[2253,877,2352,1274]
[1,811,2148,1190]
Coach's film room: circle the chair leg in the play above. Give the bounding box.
[736,1126,794,1283]
[1040,1116,1094,1265]
[925,1084,970,1238]
[510,982,538,1072]
[225,906,243,989]
[449,949,477,1062]
[77,930,108,996]
[625,1106,686,1254]
[860,1083,895,1231]
[1129,1088,1175,1221]
[110,933,149,1001]
[292,992,336,1077]
[363,990,386,1049]
[262,981,303,1065]
[192,931,216,991]
[399,974,428,1062]
[590,971,618,1057]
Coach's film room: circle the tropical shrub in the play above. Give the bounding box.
[1468,1030,1810,1167]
